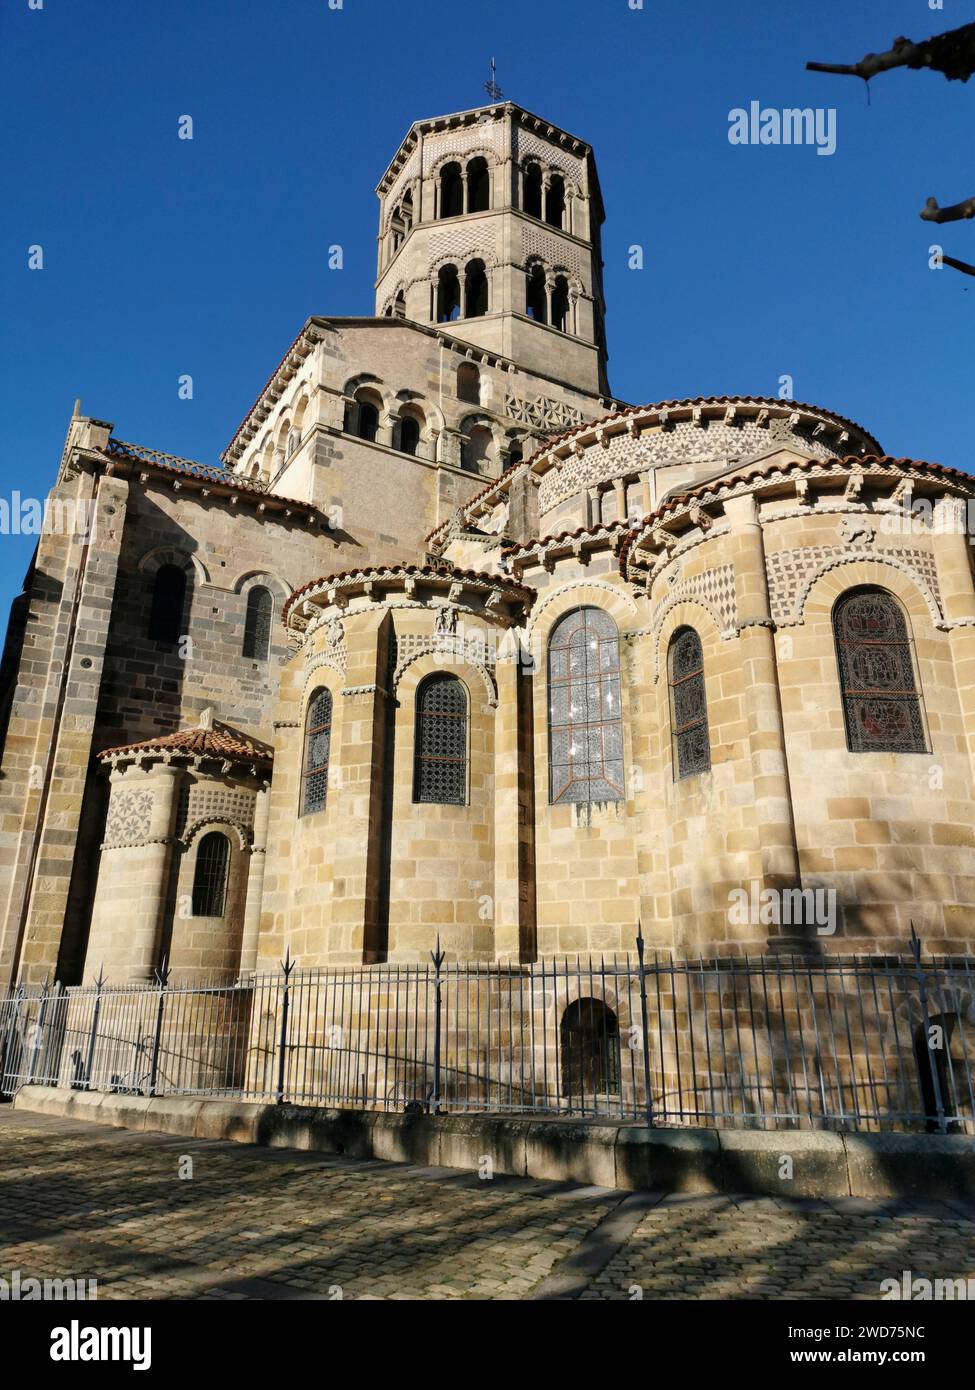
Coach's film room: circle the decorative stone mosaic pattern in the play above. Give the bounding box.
[176,785,257,841]
[103,790,153,849]
[522,225,585,277]
[393,632,498,705]
[515,129,585,183]
[766,545,943,627]
[429,225,498,268]
[383,153,420,221]
[537,420,838,515]
[650,565,738,677]
[505,392,586,432]
[304,619,348,677]
[423,123,503,173]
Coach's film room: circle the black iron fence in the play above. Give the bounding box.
[2,930,973,1134]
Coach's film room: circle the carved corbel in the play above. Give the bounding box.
[843,468,864,502]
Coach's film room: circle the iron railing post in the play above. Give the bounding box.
[431,937,445,1115]
[147,959,172,1097]
[635,923,654,1128]
[24,977,51,1086]
[276,949,296,1104]
[0,984,25,1094]
[83,968,106,1091]
[910,924,948,1134]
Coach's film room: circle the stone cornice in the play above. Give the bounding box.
[222,318,330,464]
[424,396,883,551]
[621,455,975,588]
[376,102,593,196]
[284,562,533,633]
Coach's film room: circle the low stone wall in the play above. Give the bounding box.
[13,1086,975,1199]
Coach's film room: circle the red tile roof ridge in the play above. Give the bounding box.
[99,723,273,766]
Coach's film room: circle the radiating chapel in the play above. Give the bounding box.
[3,100,975,989]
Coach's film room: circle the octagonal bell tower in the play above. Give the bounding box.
[375,102,610,397]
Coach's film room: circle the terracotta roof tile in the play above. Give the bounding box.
[425,396,884,547]
[99,724,273,767]
[104,439,316,512]
[514,395,883,468]
[616,454,975,573]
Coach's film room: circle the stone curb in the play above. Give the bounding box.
[13,1086,975,1198]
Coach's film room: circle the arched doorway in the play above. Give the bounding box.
[560,998,621,1106]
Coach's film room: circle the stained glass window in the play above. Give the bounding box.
[548,607,624,805]
[414,675,467,804]
[668,627,711,779]
[301,687,333,816]
[243,586,273,661]
[833,588,926,753]
[191,832,229,917]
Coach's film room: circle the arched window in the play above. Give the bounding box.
[413,674,467,805]
[551,275,570,333]
[560,999,621,1102]
[668,627,711,778]
[548,607,624,804]
[301,687,333,816]
[436,264,461,322]
[356,399,380,442]
[191,832,230,917]
[505,441,523,469]
[467,156,490,212]
[833,587,926,753]
[461,423,493,473]
[546,174,566,229]
[438,162,463,219]
[526,264,547,323]
[148,564,187,644]
[398,415,421,456]
[243,586,273,661]
[392,290,406,320]
[457,362,480,404]
[276,419,291,461]
[523,163,543,219]
[464,258,488,318]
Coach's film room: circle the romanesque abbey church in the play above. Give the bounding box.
[3,99,975,992]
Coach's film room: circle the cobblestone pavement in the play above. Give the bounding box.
[0,1109,973,1301]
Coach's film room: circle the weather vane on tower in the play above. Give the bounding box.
[484,58,504,103]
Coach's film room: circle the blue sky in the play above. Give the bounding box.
[1,0,971,618]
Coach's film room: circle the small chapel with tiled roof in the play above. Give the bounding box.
[3,100,975,988]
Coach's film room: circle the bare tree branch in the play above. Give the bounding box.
[943,254,975,279]
[921,196,975,225]
[807,22,975,83]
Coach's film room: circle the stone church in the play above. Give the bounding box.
[2,99,975,990]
